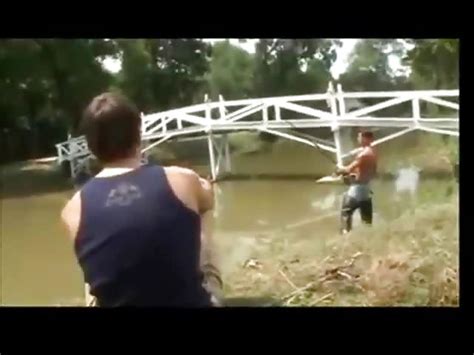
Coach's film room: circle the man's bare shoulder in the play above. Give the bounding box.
[359,147,376,158]
[163,166,203,212]
[164,166,199,178]
[164,166,199,182]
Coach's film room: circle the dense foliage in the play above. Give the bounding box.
[0,38,458,163]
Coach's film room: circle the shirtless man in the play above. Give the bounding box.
[335,131,377,234]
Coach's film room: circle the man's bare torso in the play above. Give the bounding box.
[354,146,377,184]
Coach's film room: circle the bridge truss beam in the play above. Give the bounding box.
[56,85,459,179]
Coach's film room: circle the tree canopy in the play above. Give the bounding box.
[0,38,459,163]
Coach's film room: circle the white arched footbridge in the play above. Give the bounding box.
[56,83,459,180]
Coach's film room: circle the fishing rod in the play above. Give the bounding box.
[273,117,360,184]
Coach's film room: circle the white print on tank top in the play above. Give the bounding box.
[105,182,143,207]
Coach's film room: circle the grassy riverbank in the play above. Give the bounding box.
[223,194,458,307]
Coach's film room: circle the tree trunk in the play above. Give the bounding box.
[23,90,40,159]
[37,40,74,133]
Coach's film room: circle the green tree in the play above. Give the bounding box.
[151,39,211,109]
[403,39,459,90]
[206,40,255,100]
[34,39,115,132]
[0,39,116,161]
[339,39,411,91]
[115,39,211,112]
[253,39,340,97]
[338,39,413,117]
[402,39,459,117]
[115,39,155,112]
[0,40,55,158]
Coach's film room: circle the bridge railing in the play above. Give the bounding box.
[55,86,459,179]
[138,89,458,134]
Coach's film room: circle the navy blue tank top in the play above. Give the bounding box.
[75,164,212,307]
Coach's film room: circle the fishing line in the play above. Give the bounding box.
[276,116,339,165]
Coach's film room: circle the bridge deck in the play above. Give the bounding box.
[55,85,459,179]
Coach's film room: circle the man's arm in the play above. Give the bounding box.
[336,156,362,176]
[60,191,82,240]
[164,166,214,214]
[61,193,97,306]
[193,175,215,214]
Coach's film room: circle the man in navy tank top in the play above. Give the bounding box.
[61,93,221,307]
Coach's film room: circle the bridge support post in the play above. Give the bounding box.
[207,133,232,181]
[334,129,353,165]
[207,133,217,180]
[85,157,91,175]
[332,84,354,166]
[218,95,231,174]
[328,82,344,166]
[69,159,76,179]
[206,94,232,180]
[223,134,232,173]
[69,141,78,178]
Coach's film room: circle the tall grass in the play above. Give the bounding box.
[224,195,458,307]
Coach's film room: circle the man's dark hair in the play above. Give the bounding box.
[359,130,374,140]
[81,93,141,163]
